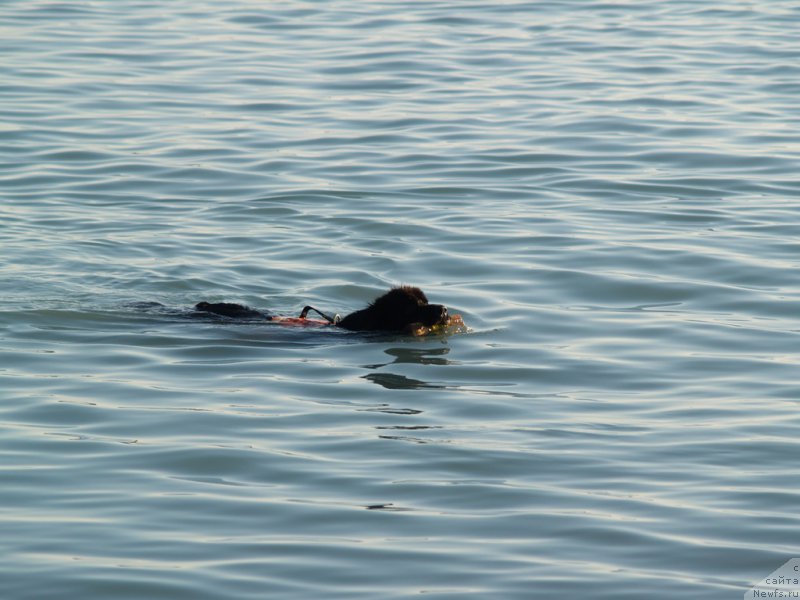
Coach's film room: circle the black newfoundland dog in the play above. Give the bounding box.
[195,285,450,335]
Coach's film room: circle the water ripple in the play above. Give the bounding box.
[2,0,800,598]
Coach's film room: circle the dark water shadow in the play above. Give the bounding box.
[362,372,448,391]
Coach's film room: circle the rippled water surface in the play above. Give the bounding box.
[2,1,800,598]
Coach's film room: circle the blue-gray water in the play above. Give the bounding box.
[2,1,799,598]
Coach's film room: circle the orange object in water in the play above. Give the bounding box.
[269,316,333,327]
[268,313,467,334]
[411,314,468,336]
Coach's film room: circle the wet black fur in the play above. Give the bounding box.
[194,301,268,320]
[337,286,447,332]
[194,286,448,333]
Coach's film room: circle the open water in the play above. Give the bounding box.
[2,1,800,598]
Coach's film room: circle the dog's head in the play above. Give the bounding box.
[338,286,448,332]
[372,286,448,330]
